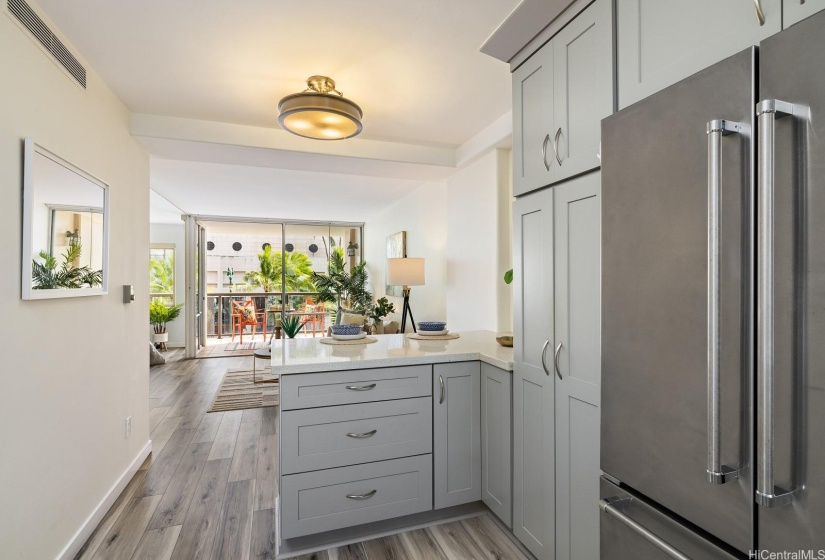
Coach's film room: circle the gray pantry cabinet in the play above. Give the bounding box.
[512,187,556,559]
[511,172,602,560]
[512,0,613,196]
[481,362,513,527]
[616,0,781,109]
[552,173,602,560]
[433,362,482,509]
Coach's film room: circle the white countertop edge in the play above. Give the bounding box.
[269,330,514,375]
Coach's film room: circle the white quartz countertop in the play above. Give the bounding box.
[270,330,513,374]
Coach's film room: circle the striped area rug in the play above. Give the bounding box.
[208,369,279,413]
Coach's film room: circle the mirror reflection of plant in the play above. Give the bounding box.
[314,249,372,311]
[32,243,102,289]
[244,246,317,293]
[149,299,183,334]
[280,315,305,338]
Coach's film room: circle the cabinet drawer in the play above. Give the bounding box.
[281,397,432,474]
[280,365,432,409]
[280,455,433,539]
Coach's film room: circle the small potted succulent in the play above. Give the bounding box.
[368,297,396,334]
[280,315,305,339]
[149,299,183,351]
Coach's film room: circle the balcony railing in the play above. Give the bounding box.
[205,291,333,338]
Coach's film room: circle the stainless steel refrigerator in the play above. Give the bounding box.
[600,11,825,559]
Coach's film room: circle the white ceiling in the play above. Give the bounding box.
[150,159,427,223]
[36,0,519,148]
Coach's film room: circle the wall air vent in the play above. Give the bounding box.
[7,0,87,88]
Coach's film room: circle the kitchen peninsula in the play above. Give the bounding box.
[270,330,516,558]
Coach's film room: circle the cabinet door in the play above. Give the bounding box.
[553,173,601,560]
[553,0,614,181]
[512,189,555,560]
[784,0,825,27]
[617,0,781,108]
[433,362,481,509]
[513,43,554,196]
[481,363,512,527]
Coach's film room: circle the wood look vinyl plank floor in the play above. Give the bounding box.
[77,352,531,560]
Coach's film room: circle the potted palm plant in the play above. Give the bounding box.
[149,299,183,350]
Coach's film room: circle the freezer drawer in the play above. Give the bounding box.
[600,479,738,560]
[280,397,432,474]
[279,365,432,409]
[281,455,433,539]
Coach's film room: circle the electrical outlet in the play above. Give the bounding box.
[125,416,132,438]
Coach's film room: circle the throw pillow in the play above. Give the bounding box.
[149,341,166,366]
[340,311,367,326]
[334,306,366,326]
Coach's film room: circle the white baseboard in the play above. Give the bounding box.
[56,439,152,560]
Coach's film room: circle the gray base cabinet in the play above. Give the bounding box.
[481,363,512,527]
[434,362,481,509]
[617,0,780,109]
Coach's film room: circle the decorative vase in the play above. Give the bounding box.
[153,331,169,351]
[374,321,385,335]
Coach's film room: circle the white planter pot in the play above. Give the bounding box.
[153,332,169,344]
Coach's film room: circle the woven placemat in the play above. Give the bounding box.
[320,336,379,346]
[407,332,460,340]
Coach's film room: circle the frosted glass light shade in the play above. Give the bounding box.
[387,258,425,286]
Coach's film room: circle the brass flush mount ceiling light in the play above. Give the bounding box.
[278,76,363,140]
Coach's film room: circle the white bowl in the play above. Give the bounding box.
[332,332,367,341]
[417,329,448,336]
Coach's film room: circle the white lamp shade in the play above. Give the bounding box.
[386,258,425,286]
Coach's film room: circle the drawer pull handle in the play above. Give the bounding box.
[345,383,377,391]
[346,429,377,438]
[346,489,377,500]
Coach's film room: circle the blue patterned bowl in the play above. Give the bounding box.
[332,324,362,336]
[419,321,447,332]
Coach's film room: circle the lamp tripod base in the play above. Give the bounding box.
[400,287,417,333]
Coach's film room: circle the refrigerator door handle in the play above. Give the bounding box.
[600,498,691,560]
[705,119,743,485]
[755,99,796,508]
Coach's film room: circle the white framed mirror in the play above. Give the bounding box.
[22,138,110,300]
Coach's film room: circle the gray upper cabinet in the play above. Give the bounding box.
[481,363,512,527]
[513,42,554,197]
[617,0,781,109]
[552,0,614,181]
[553,172,602,560]
[784,0,825,27]
[513,0,613,196]
[433,362,481,509]
[512,189,555,560]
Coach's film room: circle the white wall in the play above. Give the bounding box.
[150,222,186,347]
[0,7,150,560]
[364,182,448,329]
[445,149,513,333]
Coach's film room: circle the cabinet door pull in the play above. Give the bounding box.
[346,429,377,439]
[753,0,766,25]
[554,127,564,166]
[554,342,563,380]
[542,133,551,171]
[439,375,445,403]
[345,383,376,391]
[541,340,551,376]
[346,489,377,500]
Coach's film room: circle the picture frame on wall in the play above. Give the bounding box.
[385,231,406,297]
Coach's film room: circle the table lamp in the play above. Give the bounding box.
[386,257,425,333]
